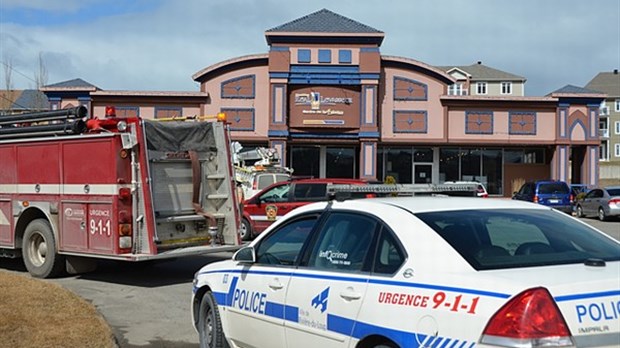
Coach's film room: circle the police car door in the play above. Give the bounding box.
[284,212,378,348]
[224,214,318,347]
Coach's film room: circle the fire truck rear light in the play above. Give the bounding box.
[480,287,573,347]
[105,106,116,117]
[119,236,132,249]
[119,188,131,201]
[119,149,129,159]
[217,112,226,122]
[22,201,30,207]
[119,223,132,236]
[118,210,131,223]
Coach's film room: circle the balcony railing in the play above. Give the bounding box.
[599,129,609,138]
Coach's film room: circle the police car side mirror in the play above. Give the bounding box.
[233,246,256,263]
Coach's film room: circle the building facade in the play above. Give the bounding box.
[35,9,604,196]
[585,70,620,186]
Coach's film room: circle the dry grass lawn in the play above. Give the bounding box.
[0,270,117,348]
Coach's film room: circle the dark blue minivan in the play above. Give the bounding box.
[512,180,573,213]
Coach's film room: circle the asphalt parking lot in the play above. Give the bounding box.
[0,216,617,347]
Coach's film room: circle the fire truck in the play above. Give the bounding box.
[0,106,241,278]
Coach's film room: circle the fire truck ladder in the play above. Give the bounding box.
[0,106,88,140]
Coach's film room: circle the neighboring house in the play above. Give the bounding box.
[0,89,49,114]
[41,78,207,119]
[585,70,620,186]
[438,62,527,96]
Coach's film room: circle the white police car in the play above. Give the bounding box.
[192,196,620,348]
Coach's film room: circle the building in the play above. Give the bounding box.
[0,89,49,114]
[439,62,527,97]
[585,70,620,186]
[29,9,604,196]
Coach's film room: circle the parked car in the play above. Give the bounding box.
[512,180,573,213]
[239,178,369,240]
[443,181,488,197]
[575,186,620,221]
[192,196,620,348]
[238,171,292,200]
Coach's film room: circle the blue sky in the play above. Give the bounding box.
[1,0,619,96]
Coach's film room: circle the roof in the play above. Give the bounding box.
[41,78,99,91]
[547,85,606,100]
[0,89,49,111]
[584,71,620,98]
[438,63,526,81]
[266,8,383,34]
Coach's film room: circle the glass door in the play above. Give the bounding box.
[413,164,432,184]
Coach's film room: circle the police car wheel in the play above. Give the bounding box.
[198,291,226,348]
[22,219,65,278]
[240,219,253,241]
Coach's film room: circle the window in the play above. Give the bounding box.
[615,99,620,112]
[293,183,327,201]
[297,49,311,63]
[448,83,464,95]
[372,229,406,275]
[318,49,331,63]
[338,50,352,64]
[307,212,378,272]
[501,82,512,95]
[615,144,620,157]
[415,209,620,270]
[155,107,181,119]
[615,121,620,135]
[476,82,487,95]
[258,183,290,203]
[115,106,139,117]
[600,140,609,161]
[255,216,317,266]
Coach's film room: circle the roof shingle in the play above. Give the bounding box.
[266,8,382,34]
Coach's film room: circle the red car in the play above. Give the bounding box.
[239,178,369,240]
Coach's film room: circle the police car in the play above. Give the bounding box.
[192,187,620,348]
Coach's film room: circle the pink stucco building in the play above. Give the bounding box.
[41,9,604,196]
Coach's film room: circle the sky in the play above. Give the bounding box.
[1,0,619,96]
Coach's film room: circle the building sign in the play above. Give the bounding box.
[289,86,360,129]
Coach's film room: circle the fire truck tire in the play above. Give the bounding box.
[22,219,65,278]
[239,218,253,241]
[198,291,228,348]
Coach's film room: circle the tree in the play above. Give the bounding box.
[34,52,49,110]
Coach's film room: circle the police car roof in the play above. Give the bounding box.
[296,196,548,215]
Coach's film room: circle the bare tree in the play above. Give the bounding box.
[34,52,49,111]
[2,58,16,115]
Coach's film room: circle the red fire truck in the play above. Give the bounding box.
[0,106,241,278]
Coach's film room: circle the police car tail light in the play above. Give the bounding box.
[480,287,574,347]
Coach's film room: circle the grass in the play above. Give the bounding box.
[0,270,117,348]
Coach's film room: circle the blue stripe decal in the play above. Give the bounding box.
[213,291,227,305]
[555,290,620,302]
[198,268,510,299]
[265,301,285,319]
[284,305,299,322]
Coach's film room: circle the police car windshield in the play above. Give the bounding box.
[415,209,620,271]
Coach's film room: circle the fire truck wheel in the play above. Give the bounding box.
[22,219,65,278]
[239,218,253,241]
[198,291,228,348]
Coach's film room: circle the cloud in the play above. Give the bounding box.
[1,0,618,95]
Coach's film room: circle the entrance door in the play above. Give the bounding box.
[414,164,432,184]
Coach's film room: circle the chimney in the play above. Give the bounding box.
[614,69,618,74]
[477,61,482,65]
